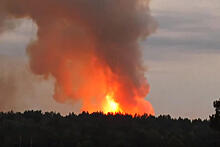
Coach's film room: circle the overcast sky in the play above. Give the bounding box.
[0,0,220,119]
[145,0,220,119]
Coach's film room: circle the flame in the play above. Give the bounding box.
[0,0,156,116]
[79,62,155,116]
[103,93,122,114]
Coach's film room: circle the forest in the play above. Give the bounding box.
[0,99,220,147]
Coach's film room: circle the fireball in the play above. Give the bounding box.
[103,93,122,114]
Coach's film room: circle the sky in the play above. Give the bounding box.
[145,0,220,119]
[0,0,220,119]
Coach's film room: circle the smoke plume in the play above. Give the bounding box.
[0,0,157,115]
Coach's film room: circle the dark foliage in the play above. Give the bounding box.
[0,111,220,147]
[210,99,220,131]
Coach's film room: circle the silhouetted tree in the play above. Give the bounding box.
[210,99,220,131]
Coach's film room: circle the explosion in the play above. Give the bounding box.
[104,94,122,114]
[0,0,157,115]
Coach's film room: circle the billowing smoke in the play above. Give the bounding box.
[0,0,157,115]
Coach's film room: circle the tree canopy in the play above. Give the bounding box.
[0,110,220,147]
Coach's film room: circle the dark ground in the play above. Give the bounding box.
[0,110,220,147]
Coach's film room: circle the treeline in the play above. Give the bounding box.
[210,99,220,131]
[0,110,220,147]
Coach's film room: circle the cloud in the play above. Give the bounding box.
[142,9,220,61]
[0,18,37,56]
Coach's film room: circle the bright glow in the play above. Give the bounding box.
[103,94,122,113]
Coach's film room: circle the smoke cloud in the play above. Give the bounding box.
[0,0,157,115]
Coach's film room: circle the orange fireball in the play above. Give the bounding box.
[103,93,122,114]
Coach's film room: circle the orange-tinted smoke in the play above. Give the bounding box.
[0,0,157,115]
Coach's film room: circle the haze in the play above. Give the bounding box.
[0,0,219,119]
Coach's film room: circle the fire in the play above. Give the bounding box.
[103,94,122,113]
[0,0,156,116]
